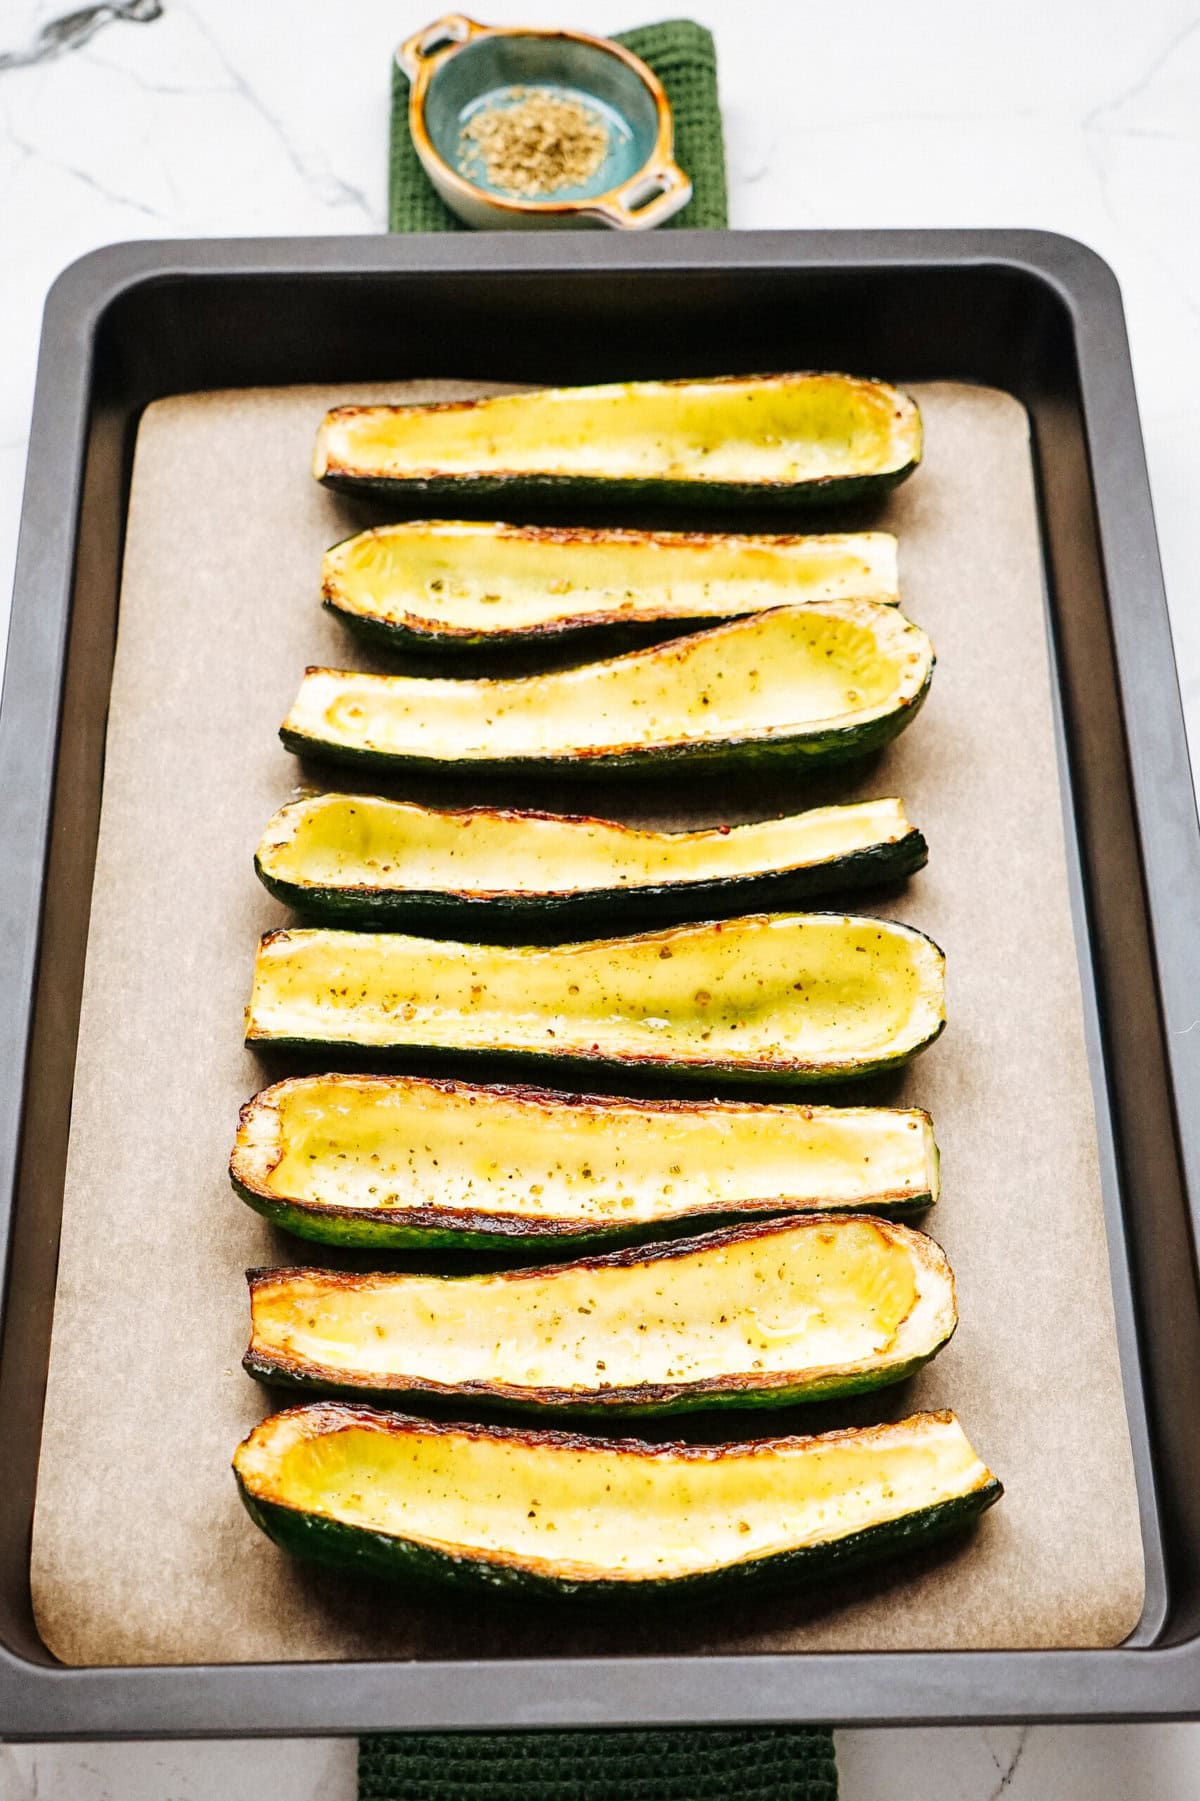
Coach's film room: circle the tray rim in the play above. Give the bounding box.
[3,227,1200,1734]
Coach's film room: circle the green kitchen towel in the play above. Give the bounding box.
[371,22,834,1799]
[360,1725,839,1799]
[389,18,728,229]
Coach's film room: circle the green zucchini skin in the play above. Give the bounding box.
[229,1174,619,1253]
[324,597,728,664]
[241,1347,947,1416]
[316,466,920,513]
[235,1471,1001,1605]
[230,1178,935,1255]
[240,1029,944,1089]
[280,669,931,780]
[253,828,929,936]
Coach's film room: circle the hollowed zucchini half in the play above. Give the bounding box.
[232,1075,939,1251]
[280,602,935,779]
[253,794,928,934]
[312,373,922,510]
[244,912,946,1085]
[234,1405,1000,1601]
[244,1214,956,1414]
[322,521,900,660]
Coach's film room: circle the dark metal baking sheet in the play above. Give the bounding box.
[1,230,1198,1734]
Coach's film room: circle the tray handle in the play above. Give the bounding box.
[396,13,487,81]
[583,160,694,232]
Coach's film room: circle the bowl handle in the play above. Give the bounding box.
[396,13,487,82]
[583,161,694,232]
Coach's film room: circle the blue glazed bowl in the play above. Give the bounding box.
[398,14,692,230]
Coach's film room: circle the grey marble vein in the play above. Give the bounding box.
[170,0,382,226]
[0,109,162,217]
[0,0,160,74]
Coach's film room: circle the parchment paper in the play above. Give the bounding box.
[30,381,1144,1665]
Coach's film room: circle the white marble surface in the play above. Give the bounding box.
[4,0,1200,1793]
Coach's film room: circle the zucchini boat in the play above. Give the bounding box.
[322,521,900,659]
[234,1405,1001,1600]
[280,602,935,778]
[312,373,923,510]
[231,1074,940,1250]
[244,913,946,1085]
[253,794,929,933]
[243,1215,957,1413]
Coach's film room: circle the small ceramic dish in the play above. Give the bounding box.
[397,13,693,230]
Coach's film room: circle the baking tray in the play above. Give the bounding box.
[1,229,1199,1734]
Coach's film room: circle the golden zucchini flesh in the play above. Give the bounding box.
[244,913,947,1084]
[253,794,928,931]
[244,1215,957,1412]
[322,521,900,653]
[231,1075,940,1249]
[280,602,935,776]
[312,373,922,507]
[234,1405,1001,1598]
